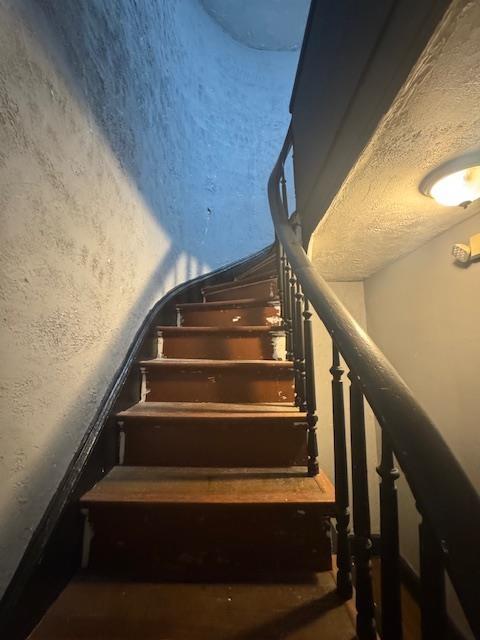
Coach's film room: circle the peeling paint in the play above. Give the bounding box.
[140,368,148,402]
[271,333,286,360]
[156,332,164,359]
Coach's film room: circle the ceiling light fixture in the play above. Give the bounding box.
[420,150,480,208]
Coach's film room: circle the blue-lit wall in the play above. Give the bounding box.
[39,0,300,265]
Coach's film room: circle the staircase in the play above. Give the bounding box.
[28,256,356,639]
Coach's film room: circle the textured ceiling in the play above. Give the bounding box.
[200,0,310,51]
[311,0,480,281]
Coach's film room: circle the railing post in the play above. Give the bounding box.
[302,298,319,476]
[330,344,353,599]
[294,280,307,410]
[276,239,285,320]
[284,261,293,361]
[419,519,447,640]
[377,433,402,639]
[289,268,299,402]
[349,373,376,640]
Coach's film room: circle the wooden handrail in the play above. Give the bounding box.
[269,125,480,636]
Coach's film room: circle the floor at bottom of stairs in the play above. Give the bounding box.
[28,571,356,640]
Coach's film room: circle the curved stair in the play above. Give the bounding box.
[28,266,353,640]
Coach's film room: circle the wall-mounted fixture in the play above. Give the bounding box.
[452,232,480,264]
[420,150,480,208]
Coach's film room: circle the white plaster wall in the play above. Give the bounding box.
[201,0,310,51]
[312,282,380,533]
[364,212,480,638]
[0,0,298,596]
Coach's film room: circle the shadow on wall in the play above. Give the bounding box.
[32,0,298,264]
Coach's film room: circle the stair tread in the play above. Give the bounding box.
[118,401,304,419]
[157,325,283,334]
[177,298,279,310]
[27,571,354,640]
[81,466,335,507]
[139,357,292,368]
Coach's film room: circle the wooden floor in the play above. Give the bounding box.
[28,571,356,640]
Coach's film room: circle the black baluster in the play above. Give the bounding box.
[276,240,284,320]
[284,261,293,361]
[289,269,299,403]
[303,298,319,476]
[419,520,447,640]
[279,249,287,324]
[349,374,376,639]
[294,280,306,410]
[330,344,353,599]
[377,432,402,639]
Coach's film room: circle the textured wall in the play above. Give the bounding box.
[311,0,480,280]
[0,0,297,595]
[201,0,310,51]
[365,212,480,638]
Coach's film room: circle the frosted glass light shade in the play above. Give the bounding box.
[420,152,480,208]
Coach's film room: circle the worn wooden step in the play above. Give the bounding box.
[81,466,335,577]
[117,401,307,467]
[27,572,355,640]
[176,298,281,328]
[156,326,285,360]
[202,278,278,302]
[140,358,294,403]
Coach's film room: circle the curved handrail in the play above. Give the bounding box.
[269,124,480,634]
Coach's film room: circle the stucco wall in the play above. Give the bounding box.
[0,0,298,596]
[364,212,480,638]
[312,282,380,533]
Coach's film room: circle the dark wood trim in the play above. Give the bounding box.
[289,0,452,241]
[288,0,316,114]
[0,245,272,640]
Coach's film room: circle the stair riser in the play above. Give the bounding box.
[86,504,332,577]
[142,366,294,403]
[158,332,285,360]
[121,419,307,467]
[204,280,278,302]
[178,305,281,328]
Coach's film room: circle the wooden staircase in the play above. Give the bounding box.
[28,257,356,639]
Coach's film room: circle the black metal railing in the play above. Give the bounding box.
[270,125,480,639]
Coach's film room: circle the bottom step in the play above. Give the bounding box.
[81,467,335,578]
[28,571,355,640]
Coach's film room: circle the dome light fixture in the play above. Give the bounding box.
[420,150,480,208]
